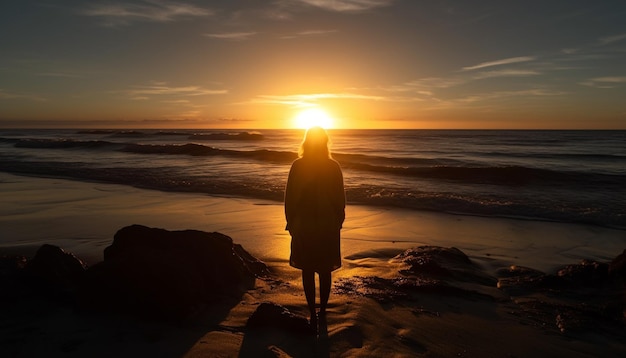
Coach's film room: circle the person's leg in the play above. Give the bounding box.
[319,271,331,314]
[302,270,317,324]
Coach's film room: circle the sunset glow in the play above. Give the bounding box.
[293,108,334,129]
[0,2,625,129]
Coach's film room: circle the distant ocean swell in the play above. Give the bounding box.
[1,129,624,229]
[1,156,621,229]
[2,137,622,189]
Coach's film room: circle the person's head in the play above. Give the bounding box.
[299,126,331,159]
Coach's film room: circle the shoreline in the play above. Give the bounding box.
[1,172,624,272]
[2,172,625,357]
[0,173,623,270]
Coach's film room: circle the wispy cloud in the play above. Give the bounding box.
[599,33,626,45]
[0,89,47,102]
[381,77,466,93]
[294,0,394,12]
[462,56,536,71]
[123,82,227,100]
[409,78,466,89]
[473,69,541,79]
[374,73,566,110]
[37,72,85,78]
[297,30,337,36]
[580,76,626,88]
[82,0,212,26]
[162,99,191,104]
[410,88,567,111]
[280,29,337,39]
[250,92,383,107]
[203,32,257,40]
[457,89,565,103]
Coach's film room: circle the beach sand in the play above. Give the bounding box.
[1,172,625,357]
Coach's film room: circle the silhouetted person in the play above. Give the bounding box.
[285,126,345,331]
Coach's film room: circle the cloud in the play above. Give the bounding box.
[462,56,536,71]
[427,89,566,111]
[37,72,84,78]
[374,74,567,110]
[473,69,541,79]
[124,82,227,99]
[296,30,337,36]
[173,109,202,118]
[599,33,626,45]
[280,29,338,39]
[381,77,466,93]
[249,92,384,106]
[0,89,47,102]
[294,0,394,12]
[82,0,212,26]
[580,76,626,88]
[162,99,191,104]
[203,32,257,40]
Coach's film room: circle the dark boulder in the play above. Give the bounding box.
[333,275,492,303]
[609,249,626,284]
[496,265,567,295]
[496,252,626,335]
[246,302,312,335]
[496,265,544,278]
[103,225,267,289]
[0,255,28,279]
[333,246,498,304]
[497,258,617,295]
[394,246,496,286]
[0,255,29,301]
[557,259,609,287]
[24,244,86,301]
[80,225,268,320]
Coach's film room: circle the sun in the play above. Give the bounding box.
[293,108,334,129]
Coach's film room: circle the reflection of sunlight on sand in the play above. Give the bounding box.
[1,173,625,274]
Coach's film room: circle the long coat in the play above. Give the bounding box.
[284,157,345,272]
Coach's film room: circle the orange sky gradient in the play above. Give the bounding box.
[1,1,625,129]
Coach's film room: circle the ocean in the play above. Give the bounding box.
[1,129,624,229]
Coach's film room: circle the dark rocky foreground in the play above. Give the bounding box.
[1,226,625,340]
[335,245,626,337]
[1,225,269,321]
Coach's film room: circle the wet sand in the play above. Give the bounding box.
[1,172,625,357]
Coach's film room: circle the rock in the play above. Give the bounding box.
[24,244,86,300]
[609,249,626,284]
[333,276,410,302]
[333,275,489,302]
[234,243,272,278]
[0,255,29,301]
[266,345,292,358]
[333,247,498,303]
[0,255,28,273]
[557,259,609,287]
[246,302,312,335]
[495,265,569,295]
[497,253,626,336]
[80,225,268,320]
[105,224,268,287]
[394,246,496,286]
[496,265,544,278]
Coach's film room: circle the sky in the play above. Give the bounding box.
[1,0,626,129]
